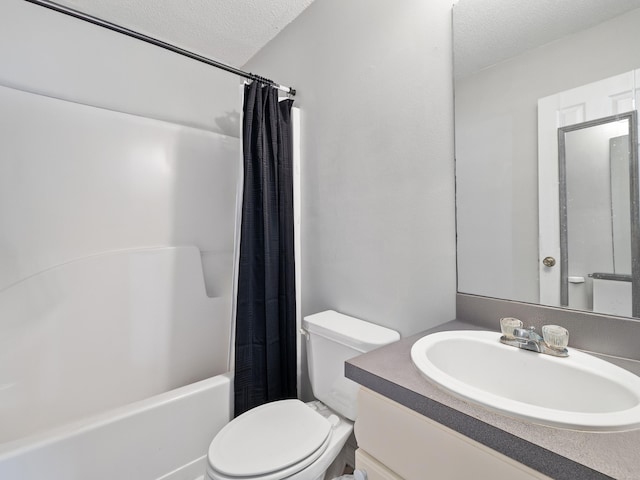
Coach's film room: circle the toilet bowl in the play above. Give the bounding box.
[205,310,400,480]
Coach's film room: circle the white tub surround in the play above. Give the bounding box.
[0,81,238,446]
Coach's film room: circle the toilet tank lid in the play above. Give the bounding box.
[303,310,400,352]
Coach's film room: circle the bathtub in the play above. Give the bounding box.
[0,246,234,479]
[0,372,232,480]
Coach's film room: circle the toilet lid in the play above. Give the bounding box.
[208,399,332,478]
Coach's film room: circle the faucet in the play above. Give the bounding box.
[512,326,544,352]
[499,319,569,357]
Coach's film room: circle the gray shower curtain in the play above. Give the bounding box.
[234,81,297,416]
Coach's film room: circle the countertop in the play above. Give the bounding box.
[345,320,640,480]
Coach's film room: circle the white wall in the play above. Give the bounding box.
[456,8,640,304]
[244,0,457,338]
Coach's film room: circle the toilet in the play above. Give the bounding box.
[205,310,400,480]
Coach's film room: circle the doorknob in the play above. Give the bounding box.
[542,256,556,267]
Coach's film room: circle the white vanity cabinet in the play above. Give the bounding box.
[354,388,552,480]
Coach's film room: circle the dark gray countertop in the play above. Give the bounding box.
[345,320,640,480]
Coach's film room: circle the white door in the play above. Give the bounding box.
[537,71,636,306]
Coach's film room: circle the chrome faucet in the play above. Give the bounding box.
[499,318,569,357]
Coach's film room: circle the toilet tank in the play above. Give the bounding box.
[303,310,400,421]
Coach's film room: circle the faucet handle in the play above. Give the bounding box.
[542,325,569,350]
[500,317,523,338]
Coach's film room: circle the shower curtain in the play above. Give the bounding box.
[234,81,296,416]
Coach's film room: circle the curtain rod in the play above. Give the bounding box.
[24,0,297,96]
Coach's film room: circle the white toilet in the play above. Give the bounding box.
[205,310,400,480]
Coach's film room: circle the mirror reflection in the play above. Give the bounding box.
[454,0,640,318]
[558,114,638,316]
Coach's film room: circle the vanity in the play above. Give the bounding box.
[346,308,640,480]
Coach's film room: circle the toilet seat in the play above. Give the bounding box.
[207,399,333,480]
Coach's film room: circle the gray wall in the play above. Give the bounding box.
[456,8,640,304]
[244,0,457,338]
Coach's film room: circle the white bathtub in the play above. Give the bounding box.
[0,246,231,440]
[0,246,234,479]
[0,372,232,480]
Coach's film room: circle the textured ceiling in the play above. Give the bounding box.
[454,0,640,78]
[53,0,316,67]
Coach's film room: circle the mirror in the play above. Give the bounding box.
[454,0,640,318]
[558,113,638,316]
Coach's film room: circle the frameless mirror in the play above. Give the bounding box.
[454,0,640,318]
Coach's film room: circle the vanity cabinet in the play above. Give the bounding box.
[354,388,551,480]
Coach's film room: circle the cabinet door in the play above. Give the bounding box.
[355,388,551,480]
[355,448,403,480]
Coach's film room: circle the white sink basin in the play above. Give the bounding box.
[410,330,640,431]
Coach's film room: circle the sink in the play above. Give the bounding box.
[410,330,640,431]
